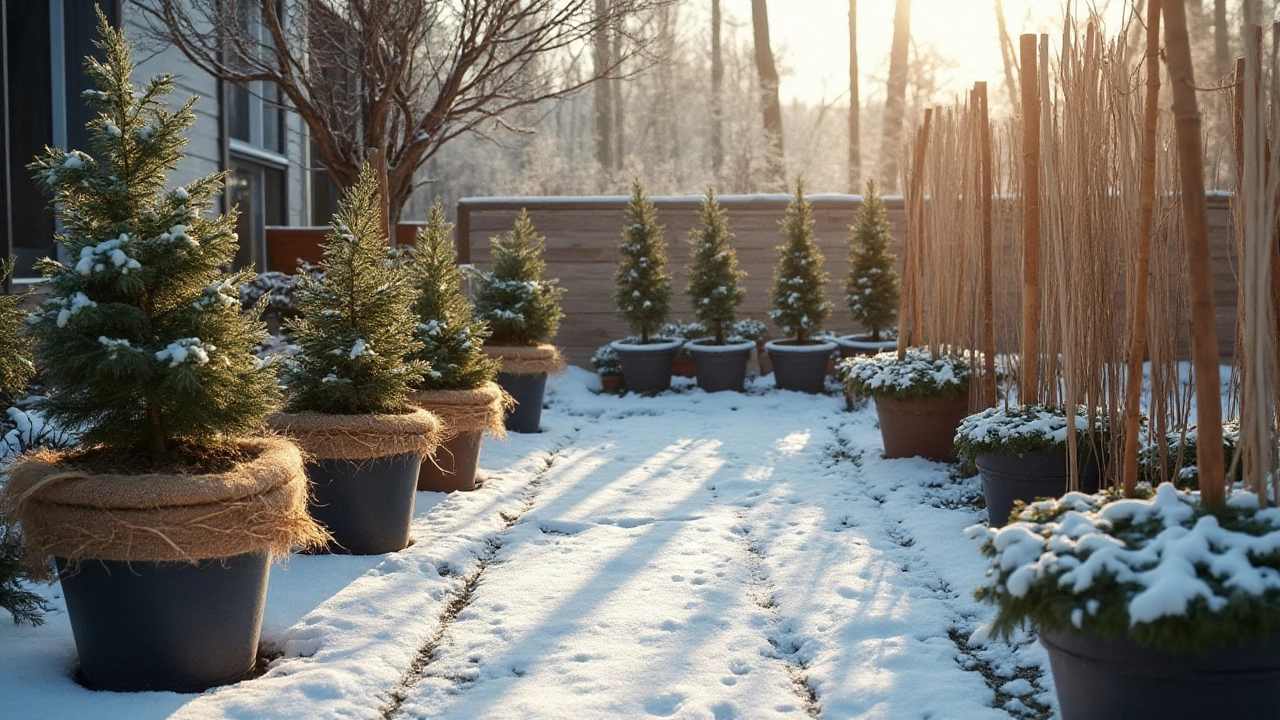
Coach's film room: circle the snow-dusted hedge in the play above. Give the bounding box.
[970,484,1280,653]
[590,344,622,377]
[1140,421,1240,490]
[732,318,768,343]
[954,405,1111,461]
[835,348,971,400]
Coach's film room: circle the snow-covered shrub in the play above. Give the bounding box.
[473,209,565,346]
[590,344,622,377]
[732,318,768,344]
[836,348,971,400]
[970,484,1280,653]
[239,267,320,321]
[768,179,831,343]
[614,179,672,344]
[659,321,707,343]
[1139,421,1240,490]
[844,180,899,341]
[954,405,1112,461]
[685,189,746,345]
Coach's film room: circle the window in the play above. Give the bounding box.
[228,3,284,156]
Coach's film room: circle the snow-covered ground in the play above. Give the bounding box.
[1,368,1057,719]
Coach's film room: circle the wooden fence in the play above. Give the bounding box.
[456,193,1235,368]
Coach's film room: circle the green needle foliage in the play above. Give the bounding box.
[844,180,900,341]
[27,12,276,459]
[615,178,672,343]
[283,165,426,415]
[686,189,746,345]
[769,179,831,343]
[407,200,498,391]
[0,260,34,404]
[473,210,565,346]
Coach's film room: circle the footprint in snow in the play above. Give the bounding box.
[643,693,686,717]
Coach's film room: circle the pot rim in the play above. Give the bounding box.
[685,337,757,353]
[611,337,683,352]
[764,339,838,354]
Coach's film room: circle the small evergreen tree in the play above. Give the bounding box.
[407,199,498,391]
[283,165,426,415]
[615,179,672,343]
[473,210,565,346]
[769,180,832,343]
[686,188,746,344]
[844,180,900,341]
[0,261,33,404]
[27,11,276,459]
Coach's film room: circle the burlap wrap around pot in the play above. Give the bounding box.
[483,344,567,376]
[409,382,514,441]
[268,408,441,461]
[0,436,326,573]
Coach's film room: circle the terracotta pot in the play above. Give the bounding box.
[600,374,625,393]
[612,338,681,393]
[496,371,547,433]
[1042,629,1280,720]
[58,553,269,692]
[686,339,754,393]
[874,390,971,461]
[671,353,696,378]
[418,428,484,493]
[306,451,421,554]
[977,450,1103,528]
[766,340,837,393]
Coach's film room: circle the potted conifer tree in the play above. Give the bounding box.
[0,16,325,691]
[766,180,836,393]
[270,166,441,555]
[684,188,753,392]
[473,210,566,433]
[612,179,680,393]
[406,200,510,493]
[838,181,900,358]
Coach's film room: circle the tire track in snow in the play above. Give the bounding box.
[381,441,572,719]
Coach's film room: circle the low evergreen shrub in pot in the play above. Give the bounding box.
[270,166,441,555]
[474,210,566,432]
[733,318,771,374]
[837,349,972,461]
[1139,421,1240,491]
[972,484,1280,719]
[405,201,510,493]
[0,17,326,691]
[591,344,625,393]
[611,179,679,393]
[955,405,1107,528]
[661,321,705,378]
[684,189,752,392]
[766,180,835,393]
[838,181,900,359]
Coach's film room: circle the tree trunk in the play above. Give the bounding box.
[751,0,786,188]
[612,28,625,171]
[1164,0,1226,507]
[879,0,911,192]
[594,0,614,171]
[1019,34,1040,404]
[848,0,860,192]
[711,0,724,182]
[1214,0,1229,77]
[994,0,1020,116]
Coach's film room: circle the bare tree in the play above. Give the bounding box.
[1214,0,1229,77]
[595,0,614,170]
[138,0,666,224]
[878,0,911,192]
[711,0,724,182]
[994,0,1020,115]
[848,0,860,191]
[750,0,785,188]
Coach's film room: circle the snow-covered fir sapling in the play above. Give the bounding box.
[283,165,427,415]
[473,210,565,346]
[26,11,276,462]
[614,178,672,344]
[769,179,831,343]
[686,188,746,344]
[407,200,498,391]
[844,180,899,341]
[591,344,622,377]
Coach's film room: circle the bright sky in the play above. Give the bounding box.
[718,0,1131,111]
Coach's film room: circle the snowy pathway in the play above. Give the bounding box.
[2,369,1056,719]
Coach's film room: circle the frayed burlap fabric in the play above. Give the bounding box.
[483,344,567,376]
[0,436,327,576]
[268,407,441,461]
[409,381,513,441]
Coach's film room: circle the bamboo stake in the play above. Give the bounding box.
[1122,0,1162,498]
[1020,34,1041,404]
[1163,0,1226,507]
[899,108,933,359]
[977,82,998,408]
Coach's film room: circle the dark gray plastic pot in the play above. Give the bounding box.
[612,338,681,394]
[307,451,421,554]
[57,552,270,692]
[765,340,837,393]
[1042,629,1280,720]
[835,333,898,359]
[496,371,548,433]
[418,428,483,493]
[686,339,754,393]
[977,450,1102,528]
